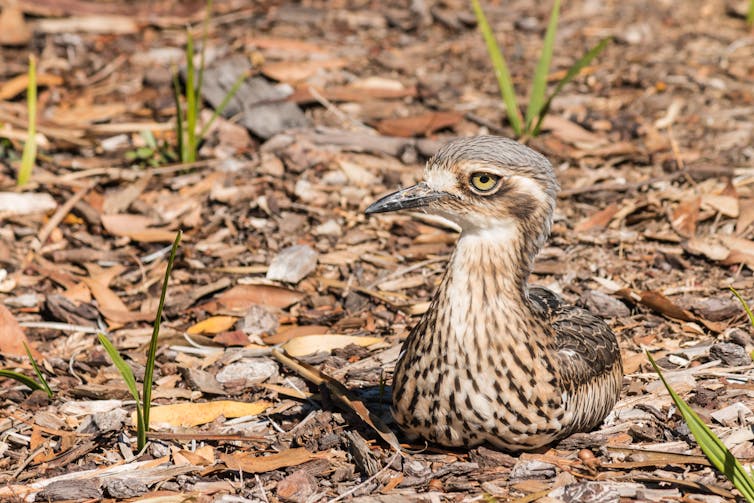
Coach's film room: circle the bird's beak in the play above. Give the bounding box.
[365,182,447,215]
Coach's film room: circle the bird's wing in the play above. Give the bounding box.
[528,286,622,390]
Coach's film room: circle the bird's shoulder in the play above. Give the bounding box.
[528,286,621,387]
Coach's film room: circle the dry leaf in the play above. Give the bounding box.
[282,334,384,357]
[0,304,33,357]
[137,400,271,428]
[219,447,319,474]
[187,316,238,335]
[81,263,154,324]
[574,204,619,232]
[101,214,177,243]
[0,1,31,46]
[263,325,329,345]
[702,194,738,218]
[670,197,700,238]
[736,199,754,234]
[376,111,463,137]
[262,58,347,82]
[615,288,722,332]
[203,284,305,313]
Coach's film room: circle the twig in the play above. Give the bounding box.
[328,450,401,502]
[255,474,270,503]
[34,181,96,251]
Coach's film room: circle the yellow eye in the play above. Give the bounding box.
[470,173,499,192]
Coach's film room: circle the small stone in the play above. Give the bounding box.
[709,342,751,367]
[242,304,279,338]
[276,469,318,503]
[314,219,342,237]
[36,479,102,501]
[215,359,278,387]
[692,297,740,321]
[104,478,149,499]
[3,293,40,307]
[92,408,128,432]
[510,459,557,480]
[266,245,318,283]
[548,481,620,503]
[711,402,752,427]
[584,290,630,318]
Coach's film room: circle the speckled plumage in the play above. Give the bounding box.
[366,136,623,451]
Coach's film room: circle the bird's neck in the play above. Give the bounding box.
[450,222,540,299]
[426,221,547,351]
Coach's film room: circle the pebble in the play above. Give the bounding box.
[314,219,342,237]
[266,245,318,283]
[709,342,751,367]
[242,304,279,338]
[584,290,630,318]
[215,359,278,386]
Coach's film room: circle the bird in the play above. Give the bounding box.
[365,136,623,451]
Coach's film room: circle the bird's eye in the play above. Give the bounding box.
[470,173,500,192]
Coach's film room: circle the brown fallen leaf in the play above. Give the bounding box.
[262,58,348,83]
[202,284,305,314]
[0,0,31,46]
[615,288,722,332]
[219,447,320,474]
[0,72,63,100]
[375,111,463,138]
[135,400,271,428]
[101,214,177,243]
[290,84,417,104]
[736,199,754,234]
[0,304,34,357]
[272,349,402,451]
[670,197,700,238]
[263,324,329,345]
[702,194,738,218]
[574,204,619,232]
[81,263,154,324]
[282,334,384,357]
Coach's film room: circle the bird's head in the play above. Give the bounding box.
[366,136,559,244]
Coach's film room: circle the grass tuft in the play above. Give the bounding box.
[17,55,37,186]
[98,230,182,450]
[173,0,246,163]
[648,350,754,501]
[0,342,53,397]
[471,0,610,138]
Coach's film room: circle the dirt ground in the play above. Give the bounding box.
[1,0,754,501]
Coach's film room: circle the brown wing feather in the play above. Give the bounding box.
[528,286,622,390]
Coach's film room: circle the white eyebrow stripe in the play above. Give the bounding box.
[512,175,547,203]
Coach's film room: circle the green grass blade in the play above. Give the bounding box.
[471,0,522,135]
[525,0,560,132]
[730,287,754,328]
[18,55,37,186]
[0,369,46,392]
[99,332,146,448]
[171,68,185,163]
[748,0,754,26]
[197,70,247,141]
[24,342,52,398]
[195,0,212,104]
[185,31,197,163]
[648,352,754,501]
[532,36,611,136]
[142,230,182,436]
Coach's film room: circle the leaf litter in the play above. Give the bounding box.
[0,0,753,501]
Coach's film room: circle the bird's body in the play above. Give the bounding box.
[366,136,622,451]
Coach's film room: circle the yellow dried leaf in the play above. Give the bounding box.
[135,400,271,428]
[282,334,383,357]
[186,315,238,335]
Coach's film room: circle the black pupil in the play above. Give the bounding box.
[479,176,489,184]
